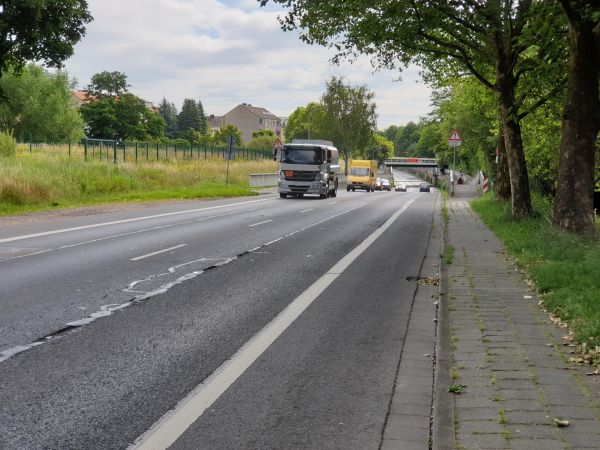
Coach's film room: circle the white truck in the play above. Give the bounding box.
[274,140,339,199]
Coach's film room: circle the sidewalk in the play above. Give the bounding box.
[435,185,600,449]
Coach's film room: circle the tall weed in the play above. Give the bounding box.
[0,131,16,157]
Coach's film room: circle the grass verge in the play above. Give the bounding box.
[0,150,277,216]
[471,193,600,356]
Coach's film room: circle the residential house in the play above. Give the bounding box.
[221,103,282,143]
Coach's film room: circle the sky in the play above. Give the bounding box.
[63,0,433,130]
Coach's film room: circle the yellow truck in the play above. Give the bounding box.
[347,159,377,192]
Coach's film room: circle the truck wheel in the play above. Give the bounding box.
[347,187,350,192]
[320,182,329,199]
[280,193,287,198]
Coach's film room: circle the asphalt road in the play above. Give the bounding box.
[0,174,438,449]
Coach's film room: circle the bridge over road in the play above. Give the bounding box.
[384,157,438,168]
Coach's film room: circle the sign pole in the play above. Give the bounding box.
[448,128,462,196]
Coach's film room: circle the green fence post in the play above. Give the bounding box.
[68,138,71,157]
[174,143,177,159]
[156,143,159,160]
[84,138,88,161]
[99,141,102,160]
[113,140,117,164]
[135,142,138,163]
[146,142,149,160]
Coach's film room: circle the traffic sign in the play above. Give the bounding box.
[448,128,462,147]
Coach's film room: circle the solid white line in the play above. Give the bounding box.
[299,208,314,213]
[0,197,276,244]
[248,219,273,227]
[130,244,187,261]
[129,198,415,450]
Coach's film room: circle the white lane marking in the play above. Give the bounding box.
[0,202,369,364]
[299,208,314,213]
[328,201,337,205]
[129,198,415,450]
[248,219,273,227]
[0,197,276,244]
[1,209,256,263]
[130,244,187,261]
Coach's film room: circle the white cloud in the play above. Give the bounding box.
[65,0,432,129]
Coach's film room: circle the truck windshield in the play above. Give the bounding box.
[350,167,369,176]
[282,147,325,164]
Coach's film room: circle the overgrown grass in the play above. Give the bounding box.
[471,193,600,348]
[0,149,277,215]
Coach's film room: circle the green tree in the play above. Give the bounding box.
[252,129,275,138]
[86,71,129,98]
[321,77,377,174]
[177,99,206,136]
[553,1,600,236]
[0,1,92,83]
[196,100,208,134]
[381,125,400,145]
[0,64,85,142]
[80,93,165,140]
[395,121,420,156]
[371,133,394,164]
[246,134,278,151]
[214,125,243,147]
[158,97,178,138]
[284,102,328,141]
[261,0,568,218]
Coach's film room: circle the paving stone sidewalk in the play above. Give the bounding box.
[435,186,600,450]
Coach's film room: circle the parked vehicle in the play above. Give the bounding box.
[419,182,431,192]
[346,159,377,192]
[395,182,407,192]
[381,178,391,191]
[274,140,339,199]
[374,178,383,191]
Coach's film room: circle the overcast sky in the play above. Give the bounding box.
[63,0,433,130]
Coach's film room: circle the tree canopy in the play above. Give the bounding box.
[0,1,92,80]
[80,93,165,141]
[0,65,84,142]
[86,71,129,98]
[321,77,377,174]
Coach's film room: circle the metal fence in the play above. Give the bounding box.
[18,138,273,163]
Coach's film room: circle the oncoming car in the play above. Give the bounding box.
[419,182,431,193]
[381,178,391,191]
[395,182,407,192]
[374,178,383,191]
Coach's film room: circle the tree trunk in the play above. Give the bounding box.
[495,124,511,200]
[553,1,600,236]
[496,72,533,218]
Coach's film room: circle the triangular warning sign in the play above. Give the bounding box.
[449,129,461,141]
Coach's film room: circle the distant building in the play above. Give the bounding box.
[207,114,224,134]
[72,90,156,112]
[72,90,95,106]
[220,103,283,143]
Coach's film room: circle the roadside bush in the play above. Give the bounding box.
[0,131,16,157]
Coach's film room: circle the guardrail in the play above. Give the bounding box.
[249,173,278,187]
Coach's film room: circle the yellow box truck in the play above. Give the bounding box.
[347,159,377,192]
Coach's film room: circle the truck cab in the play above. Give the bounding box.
[275,140,339,199]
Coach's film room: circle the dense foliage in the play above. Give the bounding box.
[0,65,85,142]
[0,0,92,79]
